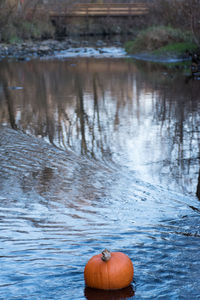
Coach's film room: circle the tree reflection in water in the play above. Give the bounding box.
[197,170,200,200]
[0,58,200,196]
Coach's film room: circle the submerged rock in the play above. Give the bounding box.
[0,37,124,60]
[38,45,51,54]
[0,39,74,60]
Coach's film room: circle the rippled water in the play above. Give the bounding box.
[55,46,127,58]
[0,53,200,299]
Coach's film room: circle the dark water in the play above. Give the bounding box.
[0,55,200,299]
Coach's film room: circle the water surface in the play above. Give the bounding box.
[0,55,200,299]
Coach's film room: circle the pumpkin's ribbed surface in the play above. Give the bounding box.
[84,251,134,290]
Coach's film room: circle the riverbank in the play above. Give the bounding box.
[0,31,198,66]
[125,26,199,62]
[0,39,81,61]
[0,38,193,63]
[0,37,126,61]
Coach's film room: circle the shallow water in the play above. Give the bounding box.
[0,54,200,299]
[55,46,127,58]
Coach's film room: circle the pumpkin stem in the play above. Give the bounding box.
[101,249,111,262]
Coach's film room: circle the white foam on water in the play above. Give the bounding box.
[55,46,128,58]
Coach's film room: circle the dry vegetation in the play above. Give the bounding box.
[149,0,200,46]
[125,26,197,54]
[125,0,200,55]
[0,0,200,46]
[0,0,55,42]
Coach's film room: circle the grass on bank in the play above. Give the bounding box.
[153,42,198,56]
[125,26,198,57]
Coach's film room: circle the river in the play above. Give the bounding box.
[0,48,200,299]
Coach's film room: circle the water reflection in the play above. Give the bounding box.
[1,77,17,130]
[0,59,200,299]
[196,169,200,200]
[0,58,200,196]
[84,285,135,300]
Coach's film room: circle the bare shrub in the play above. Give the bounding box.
[149,0,200,46]
[180,0,200,46]
[0,0,56,42]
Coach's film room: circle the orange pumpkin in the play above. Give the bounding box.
[84,249,134,290]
